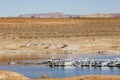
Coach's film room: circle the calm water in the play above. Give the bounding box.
[0,64,120,78]
[0,54,120,79]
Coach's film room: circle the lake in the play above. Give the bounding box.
[0,65,120,79]
[0,54,120,79]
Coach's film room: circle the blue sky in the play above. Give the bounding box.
[0,0,120,17]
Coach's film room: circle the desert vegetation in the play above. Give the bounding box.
[0,18,120,39]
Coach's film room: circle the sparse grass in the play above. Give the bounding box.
[0,18,120,39]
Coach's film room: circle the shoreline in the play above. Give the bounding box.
[46,75,120,80]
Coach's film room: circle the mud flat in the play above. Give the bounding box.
[0,36,120,62]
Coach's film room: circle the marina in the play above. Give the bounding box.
[48,58,120,67]
[2,54,120,78]
[0,62,120,78]
[8,58,120,68]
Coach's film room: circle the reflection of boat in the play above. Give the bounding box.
[100,67,110,70]
[63,66,75,69]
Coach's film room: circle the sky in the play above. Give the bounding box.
[0,0,120,17]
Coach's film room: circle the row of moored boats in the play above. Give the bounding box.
[48,58,120,67]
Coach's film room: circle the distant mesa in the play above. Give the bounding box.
[81,13,120,18]
[19,12,79,18]
[19,12,80,18]
[18,12,120,18]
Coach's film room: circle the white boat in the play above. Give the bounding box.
[101,61,109,67]
[115,61,120,67]
[63,60,74,66]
